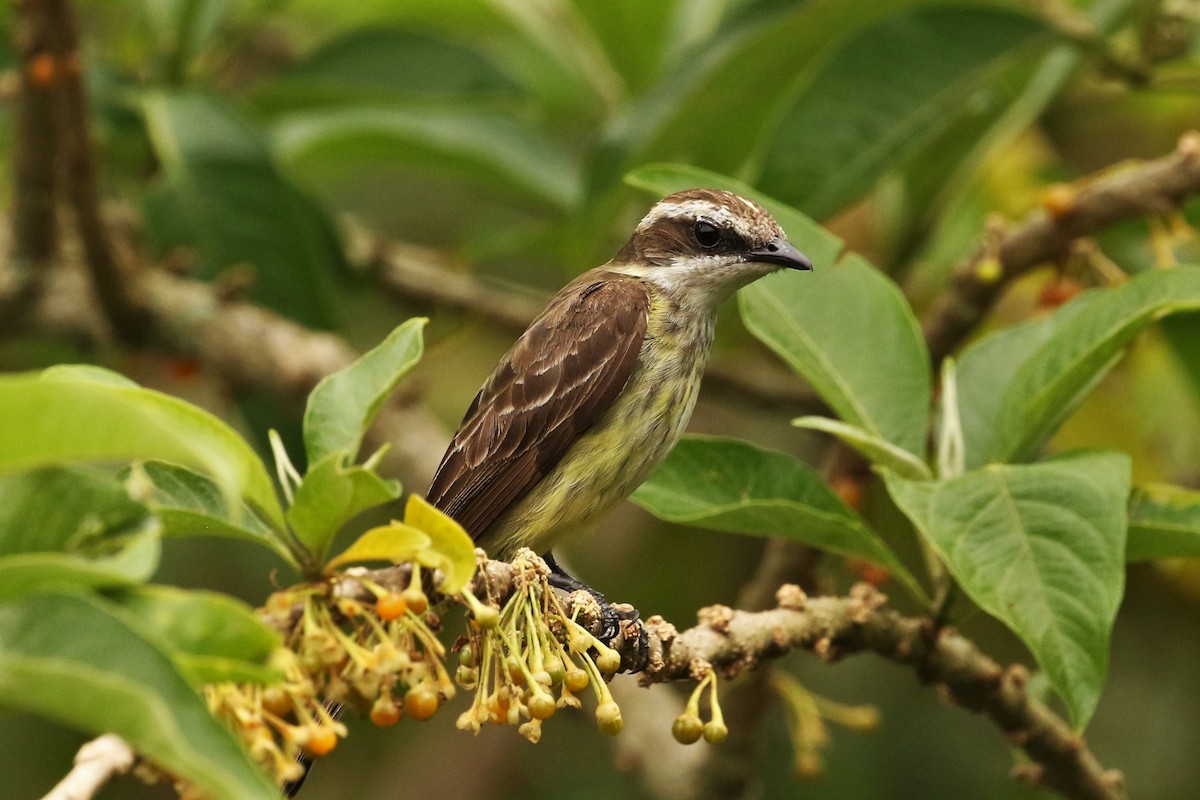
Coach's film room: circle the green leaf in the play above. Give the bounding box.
[0,466,149,555]
[323,495,477,594]
[0,591,277,800]
[287,453,401,565]
[884,451,1130,728]
[986,267,1200,464]
[757,6,1047,219]
[625,163,843,269]
[891,0,1135,264]
[401,494,477,594]
[272,104,581,210]
[740,253,931,457]
[606,0,975,186]
[0,464,159,603]
[304,317,427,466]
[568,0,675,91]
[955,295,1098,468]
[141,90,345,328]
[128,461,296,565]
[258,27,521,107]
[793,417,931,479]
[633,436,925,602]
[0,369,285,530]
[324,521,430,573]
[1127,483,1200,561]
[0,528,160,603]
[114,585,282,685]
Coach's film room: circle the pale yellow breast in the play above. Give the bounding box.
[482,291,716,558]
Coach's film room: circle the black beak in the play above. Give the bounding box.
[746,238,813,271]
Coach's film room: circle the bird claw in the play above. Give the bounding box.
[542,552,649,671]
[600,602,650,672]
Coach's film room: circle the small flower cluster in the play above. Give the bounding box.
[670,661,727,745]
[455,549,624,743]
[769,669,879,779]
[207,568,453,786]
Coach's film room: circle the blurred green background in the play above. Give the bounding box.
[2,0,1200,797]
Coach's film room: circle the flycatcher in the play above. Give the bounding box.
[427,188,811,582]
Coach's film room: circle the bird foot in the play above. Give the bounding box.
[543,551,649,671]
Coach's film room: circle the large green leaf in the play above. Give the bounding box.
[955,295,1099,468]
[304,317,427,466]
[604,0,986,187]
[1127,483,1200,562]
[633,436,925,601]
[0,591,277,800]
[287,453,401,566]
[740,253,931,456]
[141,90,345,328]
[258,27,521,108]
[568,0,675,91]
[756,6,1047,219]
[0,467,160,601]
[987,267,1200,464]
[129,461,296,565]
[892,0,1136,264]
[0,369,285,530]
[625,163,843,269]
[885,451,1130,728]
[114,585,282,685]
[271,104,581,210]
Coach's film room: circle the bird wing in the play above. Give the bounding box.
[426,273,650,539]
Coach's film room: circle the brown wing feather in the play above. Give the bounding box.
[426,272,650,539]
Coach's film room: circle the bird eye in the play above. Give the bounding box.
[694,220,721,249]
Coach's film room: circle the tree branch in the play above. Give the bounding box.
[43,0,154,343]
[2,0,61,327]
[628,585,1125,800]
[41,734,135,800]
[921,130,1200,364]
[5,247,446,489]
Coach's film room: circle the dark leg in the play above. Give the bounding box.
[541,550,647,669]
[543,550,604,599]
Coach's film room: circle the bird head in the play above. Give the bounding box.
[612,188,812,305]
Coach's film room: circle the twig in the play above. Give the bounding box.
[324,558,1124,800]
[41,0,154,343]
[628,585,1125,800]
[2,0,61,326]
[42,734,135,800]
[4,242,447,490]
[922,130,1200,364]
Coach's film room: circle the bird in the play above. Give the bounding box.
[426,188,811,610]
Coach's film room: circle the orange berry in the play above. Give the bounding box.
[261,686,293,717]
[830,475,862,509]
[846,558,890,587]
[304,726,338,757]
[375,593,408,621]
[370,696,401,727]
[404,686,439,721]
[1037,278,1082,309]
[27,53,55,88]
[168,357,201,380]
[1042,184,1077,221]
[401,585,428,615]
